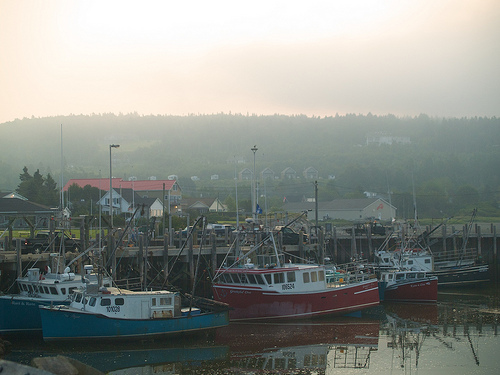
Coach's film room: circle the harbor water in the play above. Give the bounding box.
[2,285,499,374]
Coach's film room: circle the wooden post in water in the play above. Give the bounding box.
[367,225,373,260]
[493,225,497,282]
[333,227,338,263]
[477,225,482,257]
[442,225,447,254]
[188,234,194,289]
[299,230,304,261]
[163,234,169,284]
[351,227,356,260]
[16,239,22,279]
[211,232,217,273]
[318,228,324,263]
[137,235,145,289]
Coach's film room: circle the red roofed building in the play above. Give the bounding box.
[63,178,181,204]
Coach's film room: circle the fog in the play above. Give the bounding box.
[0,1,499,124]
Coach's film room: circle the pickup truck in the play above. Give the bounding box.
[20,231,81,254]
[274,226,308,245]
[345,221,388,236]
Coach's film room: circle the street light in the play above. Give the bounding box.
[109,144,120,231]
[251,145,258,221]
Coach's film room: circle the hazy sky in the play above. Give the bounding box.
[1,0,499,124]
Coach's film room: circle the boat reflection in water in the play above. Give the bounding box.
[215,317,380,373]
[3,288,499,373]
[380,299,499,373]
[3,335,229,374]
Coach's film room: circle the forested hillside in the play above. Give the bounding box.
[1,113,499,219]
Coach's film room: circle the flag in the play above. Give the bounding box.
[256,204,263,214]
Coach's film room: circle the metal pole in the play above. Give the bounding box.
[109,144,119,278]
[251,145,258,221]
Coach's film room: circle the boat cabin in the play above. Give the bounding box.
[69,288,189,320]
[380,270,430,285]
[215,264,329,293]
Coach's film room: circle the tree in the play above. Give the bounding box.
[16,166,59,207]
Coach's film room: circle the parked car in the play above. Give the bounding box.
[207,224,236,236]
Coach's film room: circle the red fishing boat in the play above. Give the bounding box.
[378,270,438,302]
[212,252,379,321]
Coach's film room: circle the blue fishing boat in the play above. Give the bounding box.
[39,284,229,341]
[0,260,109,334]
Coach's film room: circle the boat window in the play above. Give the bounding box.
[287,271,296,283]
[50,287,58,295]
[89,297,96,307]
[27,284,34,293]
[264,274,272,285]
[115,298,124,305]
[255,274,265,284]
[318,270,325,281]
[396,273,405,280]
[303,272,310,283]
[19,283,25,291]
[230,274,241,284]
[408,260,414,265]
[160,297,172,306]
[68,287,77,294]
[311,271,318,282]
[425,259,431,264]
[418,273,425,278]
[61,288,66,295]
[273,273,285,284]
[275,358,286,369]
[101,298,111,306]
[75,293,82,303]
[240,274,249,284]
[247,274,257,284]
[388,274,393,280]
[152,298,157,306]
[407,273,416,279]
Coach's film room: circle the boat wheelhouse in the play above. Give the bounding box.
[0,259,109,334]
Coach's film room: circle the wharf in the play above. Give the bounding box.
[1,223,499,292]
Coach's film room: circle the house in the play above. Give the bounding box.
[2,192,28,200]
[303,166,319,180]
[181,198,211,214]
[209,197,228,212]
[0,197,56,230]
[239,168,252,181]
[366,133,411,146]
[260,167,275,180]
[283,198,396,221]
[97,188,164,218]
[281,167,297,180]
[63,178,182,204]
[180,197,228,214]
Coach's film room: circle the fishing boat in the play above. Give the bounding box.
[374,209,489,287]
[39,284,229,341]
[378,270,438,302]
[0,257,109,334]
[212,229,379,321]
[39,214,230,341]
